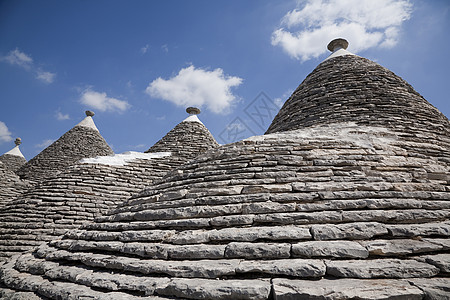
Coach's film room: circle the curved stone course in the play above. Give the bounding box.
[17,122,114,183]
[0,41,449,299]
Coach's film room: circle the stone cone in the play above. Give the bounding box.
[0,40,449,299]
[16,112,114,182]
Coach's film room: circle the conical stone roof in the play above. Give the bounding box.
[0,138,27,173]
[0,109,218,264]
[1,40,449,299]
[16,111,114,182]
[0,162,29,208]
[146,107,219,160]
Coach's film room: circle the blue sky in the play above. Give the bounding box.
[0,0,449,160]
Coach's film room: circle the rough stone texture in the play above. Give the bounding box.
[272,278,424,300]
[1,45,450,299]
[0,162,30,209]
[17,125,114,182]
[146,119,218,161]
[266,55,450,143]
[0,113,218,262]
[157,278,271,300]
[0,154,27,173]
[326,259,440,278]
[409,278,450,300]
[292,241,368,258]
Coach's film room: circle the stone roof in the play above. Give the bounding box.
[0,138,27,173]
[0,109,218,264]
[0,39,449,299]
[0,162,29,208]
[146,107,219,160]
[16,111,114,182]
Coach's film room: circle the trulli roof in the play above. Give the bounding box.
[0,39,449,299]
[16,111,114,183]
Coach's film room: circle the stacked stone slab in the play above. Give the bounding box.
[0,138,27,173]
[146,107,219,161]
[1,39,449,299]
[16,111,114,183]
[0,109,218,264]
[0,162,29,208]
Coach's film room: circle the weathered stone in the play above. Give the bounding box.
[224,242,291,259]
[292,241,368,258]
[361,239,443,256]
[237,259,325,277]
[326,259,440,278]
[168,244,226,260]
[421,254,450,273]
[272,278,424,300]
[156,278,271,299]
[387,222,450,237]
[408,278,450,300]
[209,226,311,242]
[311,222,388,240]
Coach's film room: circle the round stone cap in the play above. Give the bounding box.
[186,107,201,115]
[85,110,95,117]
[327,38,349,52]
[14,138,22,146]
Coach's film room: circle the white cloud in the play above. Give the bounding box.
[80,89,131,113]
[272,0,413,61]
[36,70,56,83]
[55,111,70,121]
[161,44,169,53]
[141,44,149,54]
[146,65,243,114]
[2,48,33,69]
[0,121,13,144]
[1,48,56,82]
[35,139,54,149]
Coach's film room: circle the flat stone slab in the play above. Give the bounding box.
[311,222,387,240]
[360,239,443,256]
[292,241,368,258]
[421,254,450,273]
[272,278,424,300]
[408,278,450,300]
[156,278,271,300]
[236,259,325,278]
[326,259,440,279]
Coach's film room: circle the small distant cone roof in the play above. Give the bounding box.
[16,111,113,182]
[145,107,219,160]
[0,138,27,173]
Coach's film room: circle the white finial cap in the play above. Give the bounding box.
[323,38,354,62]
[183,107,204,124]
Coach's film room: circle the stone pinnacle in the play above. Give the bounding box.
[85,110,95,117]
[327,38,349,52]
[186,107,201,115]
